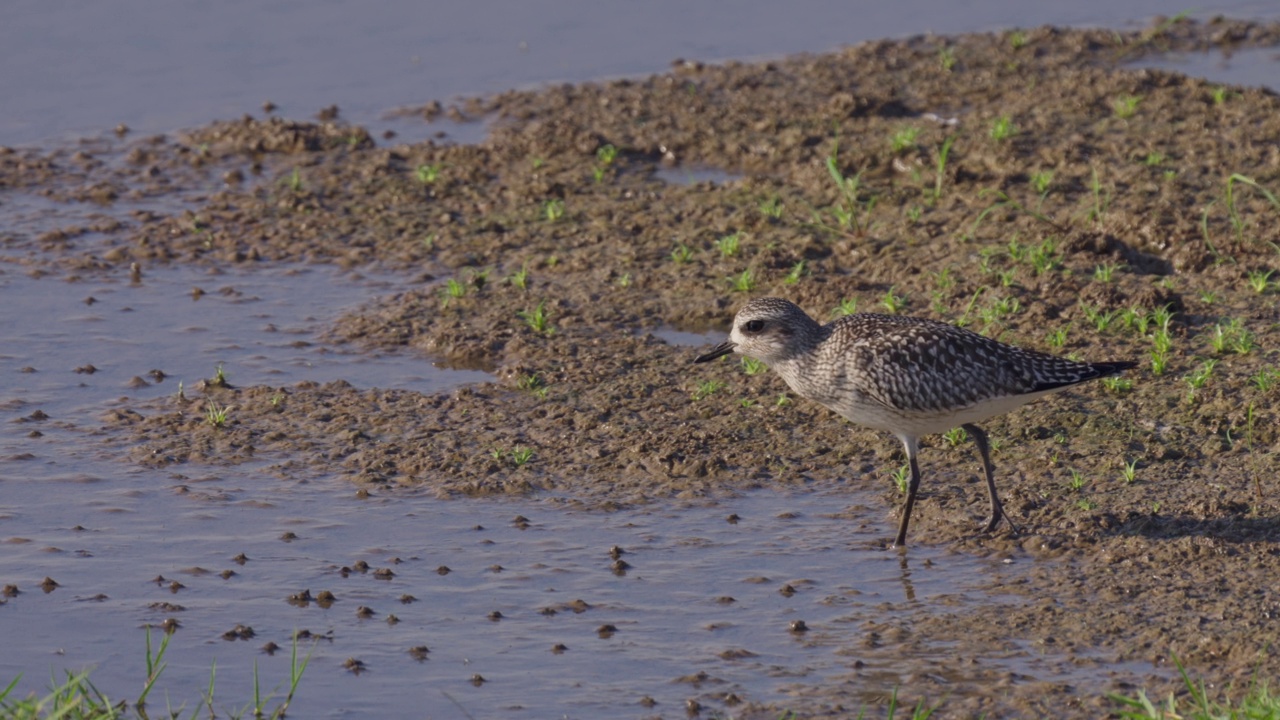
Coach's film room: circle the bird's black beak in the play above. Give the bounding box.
[693,340,736,363]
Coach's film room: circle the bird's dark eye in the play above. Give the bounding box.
[743,319,765,333]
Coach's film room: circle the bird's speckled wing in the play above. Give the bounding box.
[826,314,1113,414]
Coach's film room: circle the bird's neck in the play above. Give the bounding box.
[769,320,831,397]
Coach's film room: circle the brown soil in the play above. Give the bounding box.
[14,15,1280,718]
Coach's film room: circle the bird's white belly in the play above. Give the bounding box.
[824,389,1058,437]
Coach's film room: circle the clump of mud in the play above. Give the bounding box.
[22,15,1280,718]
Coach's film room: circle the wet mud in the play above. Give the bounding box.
[6,16,1280,718]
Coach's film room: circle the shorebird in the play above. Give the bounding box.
[693,297,1135,547]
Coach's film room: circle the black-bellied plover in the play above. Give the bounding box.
[693,297,1136,547]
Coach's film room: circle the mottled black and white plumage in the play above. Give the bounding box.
[693,297,1136,547]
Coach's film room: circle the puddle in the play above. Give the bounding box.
[372,113,493,147]
[0,264,489,441]
[1133,46,1280,92]
[653,166,744,187]
[0,132,273,260]
[1002,641,1166,687]
[1,190,199,256]
[1,192,108,240]
[651,326,723,348]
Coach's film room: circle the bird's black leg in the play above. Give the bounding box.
[962,423,1021,535]
[893,436,922,548]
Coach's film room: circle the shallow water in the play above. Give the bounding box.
[1134,45,1280,90]
[653,166,745,187]
[3,2,1279,147]
[651,326,722,349]
[0,471,1018,718]
[0,266,487,416]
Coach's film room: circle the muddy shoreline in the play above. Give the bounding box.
[6,16,1280,718]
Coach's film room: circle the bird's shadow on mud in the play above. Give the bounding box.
[1106,512,1280,543]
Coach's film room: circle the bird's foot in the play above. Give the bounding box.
[982,514,1022,537]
